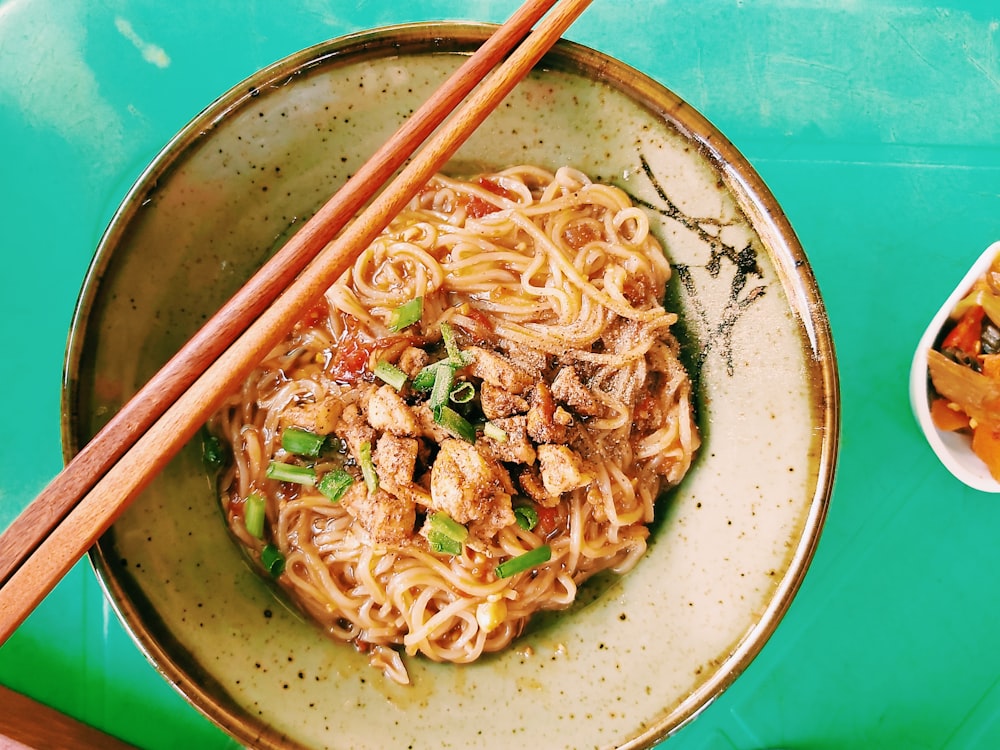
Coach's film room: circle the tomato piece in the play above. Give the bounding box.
[942,305,985,356]
[327,332,417,385]
[562,222,600,250]
[465,196,499,218]
[477,176,511,198]
[535,505,560,536]
[294,301,328,331]
[328,335,374,384]
[460,177,514,218]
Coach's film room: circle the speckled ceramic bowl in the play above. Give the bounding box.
[63,23,838,750]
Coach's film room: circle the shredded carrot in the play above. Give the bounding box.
[942,305,985,355]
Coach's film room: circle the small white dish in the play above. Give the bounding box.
[910,240,1000,493]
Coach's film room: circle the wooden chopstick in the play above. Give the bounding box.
[0,0,592,644]
[0,685,137,750]
[0,0,559,596]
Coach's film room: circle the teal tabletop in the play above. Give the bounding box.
[2,1,1000,748]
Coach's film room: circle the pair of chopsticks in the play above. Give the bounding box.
[0,0,593,643]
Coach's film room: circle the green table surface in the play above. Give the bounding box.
[2,1,999,748]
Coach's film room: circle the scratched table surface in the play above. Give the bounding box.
[1,1,999,748]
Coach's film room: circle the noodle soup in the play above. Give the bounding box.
[207,166,699,684]
[66,23,835,749]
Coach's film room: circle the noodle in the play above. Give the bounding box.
[208,165,700,684]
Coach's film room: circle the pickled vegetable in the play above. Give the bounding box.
[928,251,1000,480]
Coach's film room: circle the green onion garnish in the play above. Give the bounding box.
[373,359,408,390]
[412,359,453,391]
[428,362,455,414]
[440,321,469,366]
[281,427,326,457]
[202,433,229,470]
[318,468,354,502]
[359,440,378,494]
[388,296,423,331]
[513,505,539,532]
[266,461,316,486]
[428,530,463,556]
[449,380,475,404]
[244,493,266,539]
[434,405,477,443]
[261,544,286,577]
[483,421,507,442]
[427,512,469,543]
[426,513,468,556]
[495,545,551,579]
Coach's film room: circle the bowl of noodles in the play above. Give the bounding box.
[63,22,838,750]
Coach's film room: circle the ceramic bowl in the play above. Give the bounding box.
[62,23,838,750]
[910,240,1000,493]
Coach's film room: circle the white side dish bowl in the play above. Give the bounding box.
[910,240,1000,493]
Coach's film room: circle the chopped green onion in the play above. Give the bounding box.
[434,404,477,443]
[513,505,539,532]
[412,359,453,391]
[388,296,423,332]
[359,440,378,494]
[281,427,326,457]
[318,468,354,502]
[202,432,229,470]
[373,359,408,390]
[427,512,469,543]
[440,322,469,366]
[266,461,316,486]
[428,530,463,556]
[483,421,507,442]
[261,544,286,577]
[428,362,456,414]
[495,545,551,579]
[244,493,266,539]
[449,380,475,404]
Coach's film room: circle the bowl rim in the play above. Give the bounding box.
[62,20,840,749]
[909,239,1000,493]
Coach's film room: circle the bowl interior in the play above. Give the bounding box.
[63,23,838,750]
